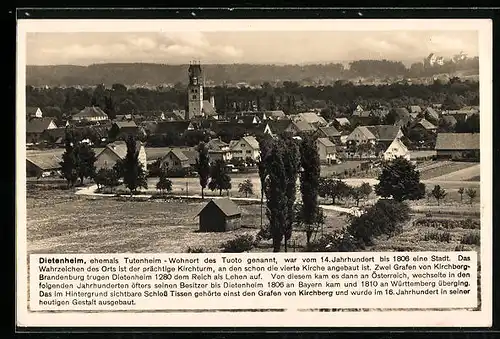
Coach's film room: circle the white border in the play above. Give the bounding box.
[16,18,493,328]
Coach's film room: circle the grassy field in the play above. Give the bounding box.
[27,185,482,255]
[419,162,478,180]
[26,187,348,254]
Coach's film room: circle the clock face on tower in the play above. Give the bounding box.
[193,77,198,85]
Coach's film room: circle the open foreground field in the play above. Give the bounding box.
[26,185,481,255]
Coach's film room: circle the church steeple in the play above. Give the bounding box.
[186,61,204,120]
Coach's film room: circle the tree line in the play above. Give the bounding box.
[26,77,479,122]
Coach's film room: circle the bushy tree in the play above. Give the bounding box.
[431,185,447,206]
[195,142,210,198]
[121,135,148,195]
[319,177,350,204]
[94,167,120,192]
[375,157,424,202]
[208,159,232,196]
[59,127,78,188]
[466,188,477,205]
[238,179,254,198]
[347,199,410,246]
[299,135,321,246]
[74,142,97,185]
[156,170,173,194]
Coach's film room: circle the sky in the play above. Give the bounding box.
[25,30,479,66]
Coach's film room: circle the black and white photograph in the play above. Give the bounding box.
[16,18,493,327]
[22,24,486,255]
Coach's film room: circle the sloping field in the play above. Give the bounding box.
[418,161,478,180]
[429,164,480,181]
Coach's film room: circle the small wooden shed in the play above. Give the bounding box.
[196,198,242,232]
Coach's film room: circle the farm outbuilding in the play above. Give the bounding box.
[196,198,242,232]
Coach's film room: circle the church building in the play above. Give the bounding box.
[186,62,217,120]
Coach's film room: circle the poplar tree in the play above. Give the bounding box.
[122,135,148,195]
[264,139,288,252]
[281,136,300,252]
[299,134,321,246]
[195,142,210,198]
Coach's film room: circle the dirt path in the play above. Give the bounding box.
[75,184,358,215]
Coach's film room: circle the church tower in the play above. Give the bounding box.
[186,61,204,120]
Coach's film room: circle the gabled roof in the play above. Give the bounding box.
[386,137,409,153]
[318,126,341,138]
[335,117,350,126]
[417,118,437,130]
[26,106,41,116]
[435,133,480,150]
[163,111,184,121]
[168,148,189,161]
[114,121,137,129]
[41,127,67,141]
[266,120,292,134]
[154,121,192,135]
[365,125,402,141]
[98,140,143,160]
[352,126,377,140]
[26,117,56,134]
[202,100,217,116]
[317,137,335,147]
[207,138,229,152]
[291,120,316,132]
[233,115,260,124]
[241,136,260,150]
[196,198,241,217]
[26,153,62,171]
[264,110,286,118]
[297,112,327,125]
[74,106,108,118]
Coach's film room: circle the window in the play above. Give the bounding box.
[241,144,245,147]
[191,89,195,93]
[246,150,251,154]
[192,95,196,99]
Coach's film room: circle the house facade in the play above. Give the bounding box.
[95,141,147,171]
[316,137,336,165]
[383,138,410,161]
[207,138,233,163]
[26,117,58,144]
[230,136,260,161]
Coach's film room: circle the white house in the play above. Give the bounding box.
[383,138,410,161]
[207,138,233,162]
[229,136,260,161]
[316,137,336,164]
[95,140,147,171]
[26,106,43,118]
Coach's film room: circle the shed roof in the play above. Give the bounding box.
[317,137,335,147]
[197,198,241,217]
[318,126,341,137]
[114,121,137,129]
[435,133,480,150]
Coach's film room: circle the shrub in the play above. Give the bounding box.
[347,199,410,246]
[422,230,451,242]
[460,231,480,245]
[307,228,362,252]
[187,247,205,253]
[221,234,255,253]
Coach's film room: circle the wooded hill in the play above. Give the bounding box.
[26,58,479,87]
